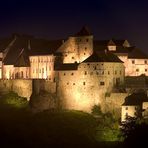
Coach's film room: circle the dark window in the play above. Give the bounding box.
[145,69,147,72]
[71,73,74,75]
[67,82,69,85]
[83,82,85,85]
[136,69,139,72]
[115,71,117,75]
[100,82,105,85]
[72,57,74,59]
[84,71,87,75]
[102,71,104,75]
[132,60,135,64]
[94,66,96,70]
[86,39,89,42]
[120,71,122,75]
[126,112,128,116]
[125,107,128,110]
[73,83,75,85]
[108,71,110,75]
[145,60,147,64]
[64,73,66,76]
[84,53,86,55]
[85,47,87,50]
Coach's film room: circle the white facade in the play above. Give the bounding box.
[121,105,139,121]
[29,55,55,80]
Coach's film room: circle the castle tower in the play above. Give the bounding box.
[57,26,93,63]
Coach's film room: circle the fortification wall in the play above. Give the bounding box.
[32,79,56,95]
[0,79,32,100]
[103,93,128,118]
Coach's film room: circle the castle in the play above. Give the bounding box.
[0,26,148,120]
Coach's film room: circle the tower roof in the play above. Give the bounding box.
[82,51,123,63]
[74,26,92,37]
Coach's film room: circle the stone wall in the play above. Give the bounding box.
[103,93,128,118]
[0,79,32,100]
[32,79,56,95]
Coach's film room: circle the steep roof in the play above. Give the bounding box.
[28,38,62,56]
[112,40,126,46]
[3,35,63,65]
[55,63,79,71]
[123,93,148,106]
[0,37,13,52]
[82,51,123,63]
[74,26,92,37]
[14,49,30,67]
[3,37,28,65]
[128,48,148,59]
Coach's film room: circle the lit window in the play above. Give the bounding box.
[100,82,105,85]
[132,60,135,64]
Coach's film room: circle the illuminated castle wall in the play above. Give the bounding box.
[1,27,148,115]
[58,36,93,63]
[56,56,125,112]
[29,55,55,80]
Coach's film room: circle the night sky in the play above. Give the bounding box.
[0,0,148,52]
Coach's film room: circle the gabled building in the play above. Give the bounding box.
[121,92,148,121]
[94,39,148,76]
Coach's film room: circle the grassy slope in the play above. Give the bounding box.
[0,92,123,148]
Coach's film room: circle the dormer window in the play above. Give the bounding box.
[108,46,116,51]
